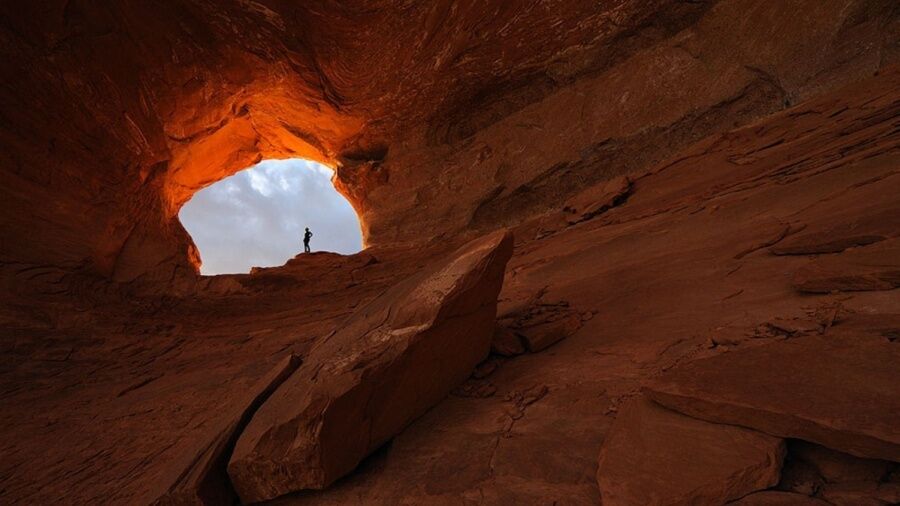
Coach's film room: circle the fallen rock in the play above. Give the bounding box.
[596,396,784,506]
[227,231,514,503]
[792,239,900,293]
[645,336,900,461]
[491,326,527,356]
[500,299,583,352]
[472,357,501,379]
[563,175,632,224]
[144,354,301,505]
[518,310,583,352]
[728,491,830,505]
[451,379,497,398]
[771,207,899,255]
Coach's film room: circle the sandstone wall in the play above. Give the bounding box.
[0,0,896,287]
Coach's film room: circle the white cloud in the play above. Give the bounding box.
[247,169,274,196]
[178,158,363,275]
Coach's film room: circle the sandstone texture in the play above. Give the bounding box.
[820,482,900,506]
[792,238,900,293]
[646,336,900,461]
[729,491,831,505]
[146,354,301,505]
[2,1,900,504]
[597,396,784,505]
[227,231,513,502]
[789,440,895,485]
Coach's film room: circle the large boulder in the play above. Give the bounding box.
[596,396,784,506]
[645,336,900,461]
[227,231,514,503]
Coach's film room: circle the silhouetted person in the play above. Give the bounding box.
[303,227,313,253]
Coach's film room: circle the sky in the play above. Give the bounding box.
[179,158,363,275]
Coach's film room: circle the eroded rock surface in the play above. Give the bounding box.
[597,396,784,506]
[792,238,900,293]
[227,231,513,502]
[145,354,301,505]
[729,491,831,505]
[1,3,900,505]
[563,176,633,225]
[646,336,900,461]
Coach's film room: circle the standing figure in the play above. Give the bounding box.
[303,227,313,253]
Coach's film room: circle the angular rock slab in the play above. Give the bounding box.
[145,354,301,505]
[228,230,514,503]
[597,396,784,506]
[645,336,900,462]
[792,238,900,293]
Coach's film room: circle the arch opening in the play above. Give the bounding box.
[178,158,363,275]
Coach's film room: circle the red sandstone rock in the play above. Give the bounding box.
[144,354,301,505]
[597,396,784,505]
[563,175,632,224]
[490,326,527,356]
[790,440,893,485]
[820,481,900,506]
[645,336,900,461]
[226,231,513,502]
[792,238,900,293]
[771,206,900,255]
[498,298,583,352]
[2,0,894,282]
[728,491,830,505]
[2,5,900,503]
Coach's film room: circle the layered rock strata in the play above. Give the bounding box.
[645,336,900,461]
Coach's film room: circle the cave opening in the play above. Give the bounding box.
[178,158,363,275]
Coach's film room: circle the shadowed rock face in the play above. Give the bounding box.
[228,231,513,503]
[2,2,900,505]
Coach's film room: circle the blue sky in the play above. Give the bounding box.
[179,158,363,275]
